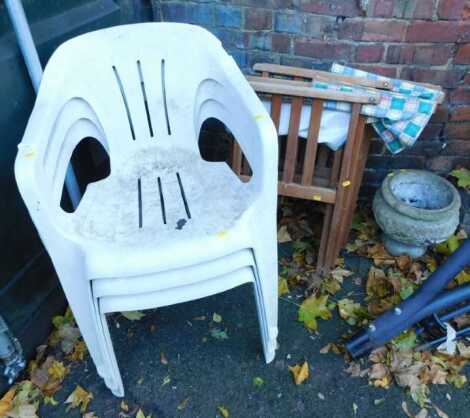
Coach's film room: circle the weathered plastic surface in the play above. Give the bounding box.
[15,23,279,397]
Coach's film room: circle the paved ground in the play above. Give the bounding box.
[39,248,470,418]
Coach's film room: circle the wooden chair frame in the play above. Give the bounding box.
[232,63,379,274]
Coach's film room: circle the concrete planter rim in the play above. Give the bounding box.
[381,169,461,222]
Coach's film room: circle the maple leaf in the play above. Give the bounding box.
[65,385,93,413]
[288,361,309,385]
[298,294,332,331]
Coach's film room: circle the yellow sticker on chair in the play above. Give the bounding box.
[313,194,322,201]
[342,180,351,188]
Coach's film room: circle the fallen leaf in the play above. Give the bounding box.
[392,330,417,351]
[277,225,292,243]
[160,352,168,365]
[289,361,309,385]
[82,413,99,418]
[65,385,93,413]
[210,328,229,340]
[278,278,290,296]
[120,401,129,412]
[121,311,145,321]
[298,294,332,331]
[212,313,222,323]
[47,361,68,381]
[318,392,325,400]
[252,377,264,387]
[136,409,151,418]
[0,388,15,417]
[449,167,470,189]
[162,375,171,386]
[337,298,363,326]
[43,396,58,406]
[217,405,230,418]
[177,398,189,411]
[374,398,385,406]
[68,340,88,361]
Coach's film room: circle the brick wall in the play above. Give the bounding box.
[153,0,470,195]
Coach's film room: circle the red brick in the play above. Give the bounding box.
[294,40,354,60]
[245,9,272,30]
[464,1,470,19]
[421,123,444,139]
[363,20,407,41]
[455,43,470,63]
[299,0,361,17]
[426,156,461,172]
[445,121,470,138]
[458,22,470,41]
[438,0,466,20]
[431,106,450,123]
[355,44,384,62]
[413,0,435,19]
[271,33,290,53]
[386,45,452,65]
[406,21,458,42]
[370,0,394,17]
[400,67,465,88]
[337,19,364,40]
[450,87,470,103]
[451,106,470,120]
[442,139,470,154]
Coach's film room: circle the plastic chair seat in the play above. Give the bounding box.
[71,146,253,246]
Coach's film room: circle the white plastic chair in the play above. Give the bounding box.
[15,23,279,397]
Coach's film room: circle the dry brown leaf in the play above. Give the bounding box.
[277,225,292,243]
[289,361,309,385]
[65,385,93,413]
[369,363,389,380]
[0,388,15,417]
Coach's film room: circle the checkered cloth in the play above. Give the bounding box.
[312,64,445,154]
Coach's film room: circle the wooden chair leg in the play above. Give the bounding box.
[323,104,363,270]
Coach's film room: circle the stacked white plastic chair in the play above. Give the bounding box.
[15,23,279,396]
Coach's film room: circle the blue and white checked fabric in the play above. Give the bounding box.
[312,64,445,154]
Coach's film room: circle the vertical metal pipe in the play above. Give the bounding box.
[4,0,81,208]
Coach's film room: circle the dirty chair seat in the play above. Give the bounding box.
[70,146,254,247]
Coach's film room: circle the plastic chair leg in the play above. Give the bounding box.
[96,311,125,397]
[251,243,278,363]
[60,276,106,378]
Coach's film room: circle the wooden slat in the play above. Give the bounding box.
[238,175,336,203]
[329,148,343,185]
[301,100,323,185]
[282,97,303,183]
[316,205,333,273]
[278,182,336,204]
[323,103,363,270]
[249,78,380,104]
[270,94,282,132]
[253,63,392,90]
[232,142,242,175]
[340,121,371,247]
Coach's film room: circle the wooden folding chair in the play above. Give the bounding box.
[233,63,381,274]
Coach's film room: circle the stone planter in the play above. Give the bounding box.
[373,170,461,257]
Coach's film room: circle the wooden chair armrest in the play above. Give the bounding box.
[247,76,380,104]
[253,63,392,90]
